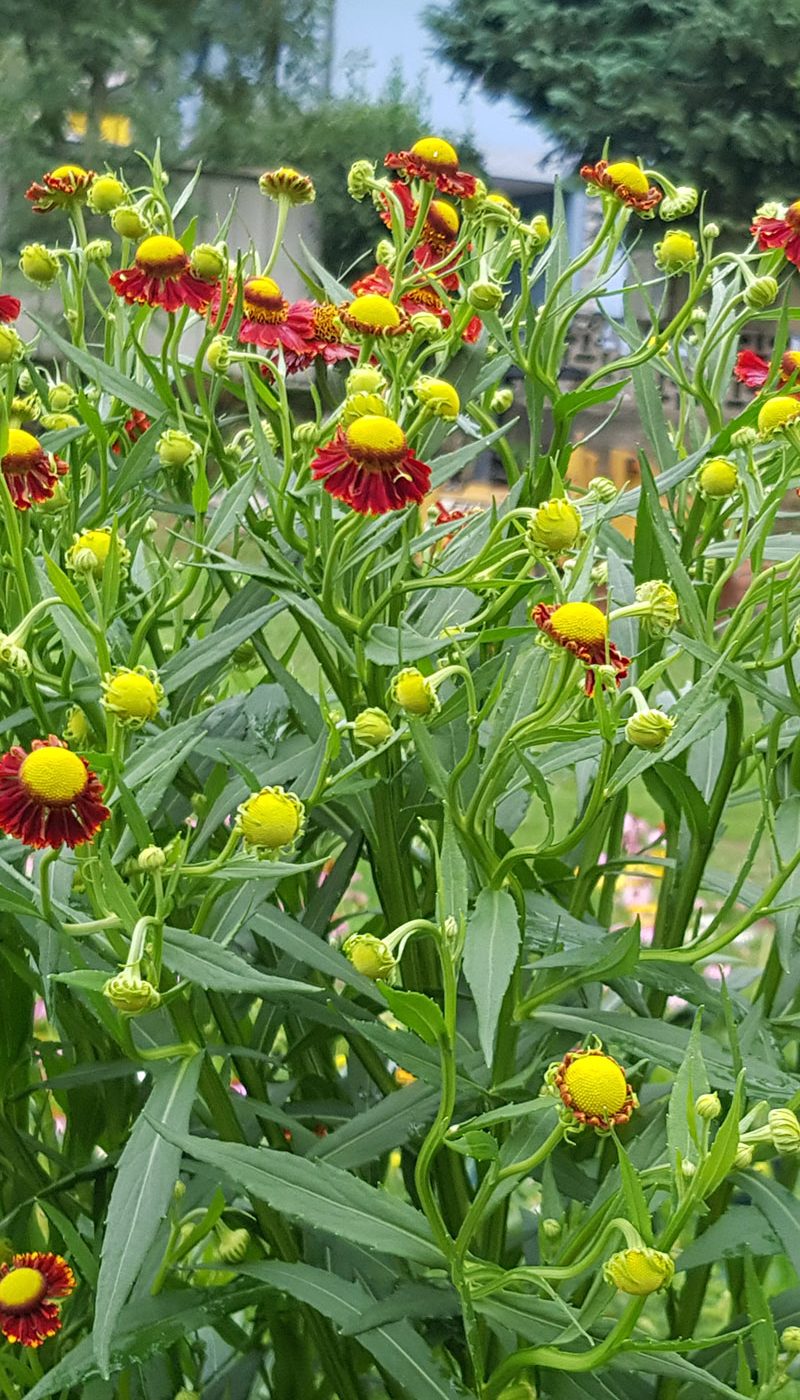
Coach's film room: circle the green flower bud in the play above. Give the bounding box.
[353,707,394,749]
[343,934,396,981]
[340,393,387,426]
[698,457,739,498]
[654,230,698,275]
[0,634,31,677]
[413,375,460,421]
[496,1383,537,1400]
[111,206,149,239]
[769,1108,800,1155]
[232,640,257,668]
[375,238,396,268]
[586,475,618,503]
[529,498,582,553]
[0,325,24,365]
[603,1247,675,1295]
[157,429,200,469]
[391,666,439,718]
[659,186,699,221]
[215,1225,251,1262]
[85,238,112,264]
[206,335,231,373]
[87,175,126,213]
[40,412,79,431]
[347,159,377,201]
[190,243,227,282]
[467,280,504,312]
[293,420,322,444]
[703,222,720,240]
[625,708,674,750]
[20,243,59,286]
[730,426,758,448]
[527,213,551,247]
[733,1141,754,1170]
[635,579,680,634]
[347,365,385,395]
[745,276,779,309]
[782,1327,800,1354]
[49,382,77,412]
[491,387,514,413]
[138,845,167,871]
[409,311,446,339]
[696,1092,722,1120]
[461,178,489,214]
[104,970,161,1015]
[541,1218,562,1240]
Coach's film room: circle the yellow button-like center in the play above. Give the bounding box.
[758,395,800,433]
[699,458,738,497]
[245,276,282,302]
[136,235,186,268]
[620,1251,669,1291]
[0,1267,46,1310]
[428,200,460,236]
[549,601,607,645]
[50,164,87,181]
[105,672,160,720]
[661,231,697,260]
[5,428,41,460]
[347,294,402,330]
[563,1053,627,1116]
[412,136,459,168]
[395,671,433,716]
[606,161,650,195]
[21,747,87,803]
[74,529,111,564]
[346,416,406,456]
[240,790,301,848]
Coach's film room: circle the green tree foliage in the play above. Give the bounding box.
[426,0,800,222]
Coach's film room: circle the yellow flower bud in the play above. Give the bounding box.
[190,242,227,282]
[467,280,504,312]
[696,1092,722,1120]
[19,243,59,286]
[758,396,800,437]
[63,706,92,747]
[635,579,680,635]
[529,498,582,553]
[236,786,305,853]
[353,707,394,749]
[87,175,125,213]
[654,230,698,275]
[733,1141,754,1169]
[102,666,164,728]
[343,934,396,981]
[346,365,386,395]
[698,457,739,498]
[391,667,438,718]
[341,393,387,425]
[625,708,674,750]
[48,382,77,412]
[157,429,200,469]
[66,527,130,577]
[413,376,460,421]
[603,1247,674,1295]
[769,1108,800,1156]
[0,326,23,365]
[111,206,150,239]
[104,970,161,1015]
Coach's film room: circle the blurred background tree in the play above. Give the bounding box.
[0,0,474,275]
[425,0,800,225]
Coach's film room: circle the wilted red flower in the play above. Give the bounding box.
[311,416,430,515]
[282,302,359,373]
[25,164,94,213]
[110,235,216,313]
[0,295,20,324]
[734,347,800,391]
[751,202,800,268]
[111,409,152,455]
[0,736,109,849]
[2,428,68,510]
[580,159,662,214]
[385,136,477,199]
[0,1252,75,1347]
[533,601,629,695]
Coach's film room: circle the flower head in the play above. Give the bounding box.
[104,970,161,1015]
[529,499,582,553]
[66,527,129,577]
[0,295,20,326]
[229,276,315,356]
[696,1092,722,1120]
[385,136,478,199]
[626,709,674,749]
[634,580,680,635]
[157,429,200,469]
[236,786,305,853]
[580,159,661,214]
[744,276,779,310]
[190,243,227,283]
[698,457,739,498]
[340,292,409,338]
[391,667,438,718]
[533,602,629,695]
[659,186,698,221]
[1,428,68,511]
[0,326,23,366]
[604,1248,674,1295]
[343,933,396,980]
[548,1046,636,1130]
[353,707,394,749]
[0,1252,75,1346]
[25,164,94,212]
[413,376,460,420]
[19,244,59,287]
[259,167,315,205]
[751,201,800,269]
[111,206,150,240]
[311,417,430,516]
[282,302,358,373]
[102,667,164,728]
[0,736,109,849]
[769,1108,800,1156]
[87,175,125,214]
[757,395,800,437]
[736,347,800,391]
[347,365,386,395]
[110,235,217,313]
[654,230,698,275]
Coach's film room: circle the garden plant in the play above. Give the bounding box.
[1,141,800,1399]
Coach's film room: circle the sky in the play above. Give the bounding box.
[332,0,571,185]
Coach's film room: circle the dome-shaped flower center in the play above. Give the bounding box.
[135,235,188,277]
[411,136,459,170]
[661,231,696,260]
[549,601,607,645]
[621,1251,669,1290]
[562,1053,627,1117]
[243,276,287,322]
[4,428,42,463]
[0,1267,46,1312]
[781,351,800,377]
[105,672,159,719]
[758,395,800,433]
[345,415,406,463]
[606,161,650,195]
[346,294,402,330]
[426,200,460,240]
[50,165,88,182]
[699,458,738,496]
[240,791,301,848]
[20,747,88,804]
[74,530,111,565]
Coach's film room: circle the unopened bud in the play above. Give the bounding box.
[347,365,385,395]
[730,426,758,448]
[604,1247,675,1295]
[702,222,720,240]
[216,1225,251,1262]
[625,708,674,750]
[85,238,112,264]
[353,707,394,749]
[681,1159,696,1179]
[157,429,200,469]
[696,1092,722,1120]
[111,206,149,239]
[259,167,315,205]
[0,635,31,676]
[782,1327,800,1354]
[635,579,680,634]
[0,325,23,365]
[698,457,738,498]
[375,239,396,268]
[659,186,699,221]
[733,1141,754,1170]
[529,498,582,553]
[410,311,446,338]
[414,376,460,421]
[745,275,779,309]
[769,1108,800,1156]
[342,934,396,981]
[293,420,321,444]
[138,845,167,871]
[48,382,77,412]
[103,970,161,1015]
[206,336,231,373]
[20,243,59,286]
[347,160,377,201]
[190,243,227,282]
[541,1218,562,1240]
[586,475,618,503]
[654,230,698,275]
[467,280,504,312]
[87,175,126,214]
[491,387,514,413]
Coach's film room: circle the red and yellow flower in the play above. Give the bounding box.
[110,235,217,313]
[751,202,800,268]
[25,164,95,213]
[225,276,315,356]
[580,159,662,214]
[0,295,20,324]
[1,428,68,510]
[311,415,430,515]
[385,136,478,199]
[381,181,462,258]
[339,290,410,339]
[349,264,481,343]
[548,1047,636,1131]
[0,736,109,849]
[282,301,359,373]
[0,1252,75,1347]
[734,348,800,391]
[532,601,629,695]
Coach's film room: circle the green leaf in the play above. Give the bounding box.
[637,454,706,636]
[463,889,520,1066]
[429,423,515,488]
[445,1128,499,1161]
[160,601,283,693]
[611,1348,745,1398]
[695,1070,744,1198]
[161,926,321,997]
[310,1081,438,1171]
[251,906,383,1001]
[741,1171,800,1278]
[436,814,470,926]
[93,1054,202,1375]
[43,553,93,625]
[29,313,166,417]
[744,1251,778,1386]
[666,1011,709,1170]
[613,1136,652,1243]
[150,1123,445,1266]
[381,985,446,1047]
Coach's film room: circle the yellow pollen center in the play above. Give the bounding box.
[345,416,406,457]
[549,601,607,645]
[563,1054,628,1116]
[758,395,800,433]
[662,232,696,258]
[50,164,87,181]
[246,276,282,302]
[411,136,459,168]
[21,746,87,803]
[241,791,300,848]
[75,530,111,564]
[136,235,186,271]
[346,294,402,330]
[606,161,650,195]
[312,304,341,340]
[105,672,160,719]
[428,200,460,237]
[4,428,41,461]
[0,1267,46,1310]
[782,351,800,375]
